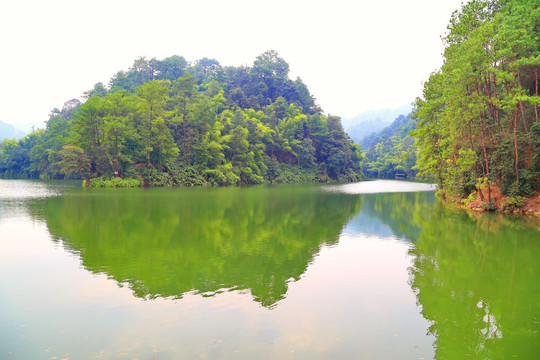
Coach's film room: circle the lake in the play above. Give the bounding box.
[0,179,538,359]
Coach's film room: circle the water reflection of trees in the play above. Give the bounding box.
[409,208,540,358]
[346,188,540,357]
[45,186,361,307]
[344,191,435,241]
[41,182,540,355]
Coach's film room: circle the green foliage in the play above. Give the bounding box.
[141,167,174,187]
[160,162,205,186]
[58,145,91,179]
[462,191,477,206]
[413,0,540,198]
[203,169,228,186]
[481,201,498,212]
[363,114,418,179]
[0,101,80,179]
[275,164,329,184]
[343,105,412,146]
[84,176,141,188]
[501,195,524,211]
[0,51,363,185]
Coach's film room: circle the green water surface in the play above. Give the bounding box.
[0,180,538,359]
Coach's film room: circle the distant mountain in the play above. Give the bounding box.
[0,120,25,141]
[363,113,418,179]
[342,104,412,145]
[362,113,414,148]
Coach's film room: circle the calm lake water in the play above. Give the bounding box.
[0,179,538,359]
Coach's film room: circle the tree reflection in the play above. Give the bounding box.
[42,182,540,356]
[409,207,540,358]
[45,185,361,307]
[344,191,435,240]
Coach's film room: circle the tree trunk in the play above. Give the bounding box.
[114,132,118,176]
[182,98,190,163]
[535,68,539,123]
[148,105,154,166]
[475,78,491,203]
[484,75,495,121]
[513,107,520,184]
[479,111,492,203]
[515,66,529,134]
[492,73,502,133]
[467,118,480,182]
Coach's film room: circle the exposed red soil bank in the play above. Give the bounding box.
[466,187,540,216]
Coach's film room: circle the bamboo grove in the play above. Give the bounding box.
[413,0,540,203]
[0,51,364,186]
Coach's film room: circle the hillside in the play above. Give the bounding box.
[0,51,364,186]
[342,104,411,145]
[363,113,417,179]
[0,120,25,141]
[413,0,539,206]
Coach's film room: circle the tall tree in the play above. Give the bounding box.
[136,80,178,167]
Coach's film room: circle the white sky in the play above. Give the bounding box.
[0,0,464,129]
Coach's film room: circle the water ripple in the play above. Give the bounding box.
[0,180,61,200]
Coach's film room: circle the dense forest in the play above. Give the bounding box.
[413,0,540,206]
[0,51,363,186]
[362,114,418,179]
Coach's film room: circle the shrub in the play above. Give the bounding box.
[163,161,205,186]
[142,168,174,187]
[501,196,524,211]
[84,176,141,188]
[482,201,498,212]
[203,169,227,186]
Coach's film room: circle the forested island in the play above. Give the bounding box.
[0,51,363,186]
[413,0,539,213]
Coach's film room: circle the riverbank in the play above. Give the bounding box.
[441,186,540,216]
[82,165,363,188]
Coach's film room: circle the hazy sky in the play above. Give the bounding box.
[0,0,464,129]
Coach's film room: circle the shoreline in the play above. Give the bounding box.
[440,187,540,217]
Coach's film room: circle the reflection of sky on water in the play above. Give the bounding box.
[342,210,396,238]
[0,179,61,200]
[335,180,437,241]
[0,180,53,219]
[0,179,78,220]
[324,180,436,195]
